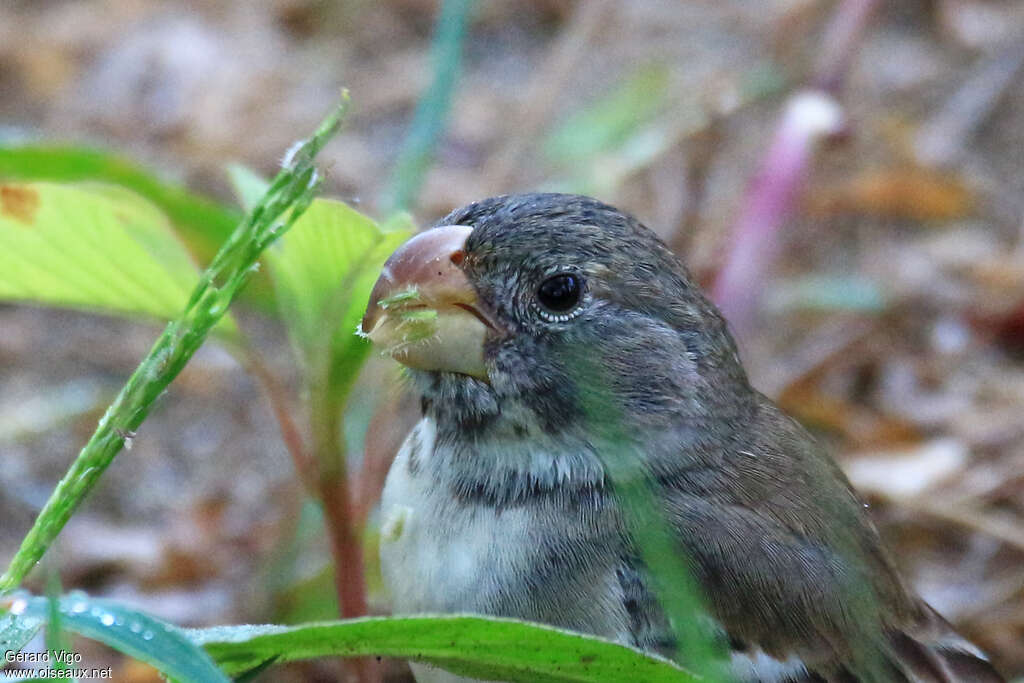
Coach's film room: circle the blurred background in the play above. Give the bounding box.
[2,0,1024,680]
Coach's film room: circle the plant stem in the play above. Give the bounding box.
[710,0,879,339]
[309,384,378,682]
[813,0,881,95]
[710,90,844,337]
[310,388,367,620]
[0,94,350,595]
[244,348,316,493]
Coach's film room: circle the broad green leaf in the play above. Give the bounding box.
[0,145,240,263]
[329,212,414,399]
[544,65,671,164]
[10,594,229,683]
[190,615,696,682]
[262,198,412,396]
[228,166,414,391]
[0,181,234,332]
[265,198,379,351]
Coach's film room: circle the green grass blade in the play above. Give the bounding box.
[543,65,670,164]
[8,594,228,683]
[190,615,698,682]
[1,602,44,658]
[567,352,728,680]
[380,0,475,213]
[44,569,73,681]
[0,94,350,594]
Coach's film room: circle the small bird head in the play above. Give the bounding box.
[361,193,749,427]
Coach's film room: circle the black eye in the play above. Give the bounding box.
[537,273,583,314]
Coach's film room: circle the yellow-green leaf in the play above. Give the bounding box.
[0,145,241,264]
[263,198,412,395]
[0,182,230,331]
[190,615,697,682]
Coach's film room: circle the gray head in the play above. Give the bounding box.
[362,192,750,433]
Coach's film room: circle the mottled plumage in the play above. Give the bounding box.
[365,193,1002,682]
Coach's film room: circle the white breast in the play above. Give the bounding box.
[380,418,543,614]
[379,420,813,683]
[379,419,626,625]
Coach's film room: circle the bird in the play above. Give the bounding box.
[359,193,1004,682]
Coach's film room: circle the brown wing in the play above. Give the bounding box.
[658,396,1004,681]
[884,604,1004,682]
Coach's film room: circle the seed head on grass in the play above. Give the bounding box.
[362,289,443,354]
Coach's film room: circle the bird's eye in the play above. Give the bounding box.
[536,273,583,318]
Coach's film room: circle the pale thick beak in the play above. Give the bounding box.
[360,225,492,380]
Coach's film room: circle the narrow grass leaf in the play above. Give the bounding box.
[544,65,670,164]
[12,594,228,683]
[566,352,728,680]
[1,601,44,660]
[380,0,475,213]
[44,569,73,680]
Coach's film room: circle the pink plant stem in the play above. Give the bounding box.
[711,92,843,336]
[814,0,882,94]
[711,0,879,339]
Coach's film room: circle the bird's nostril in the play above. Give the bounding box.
[450,250,465,266]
